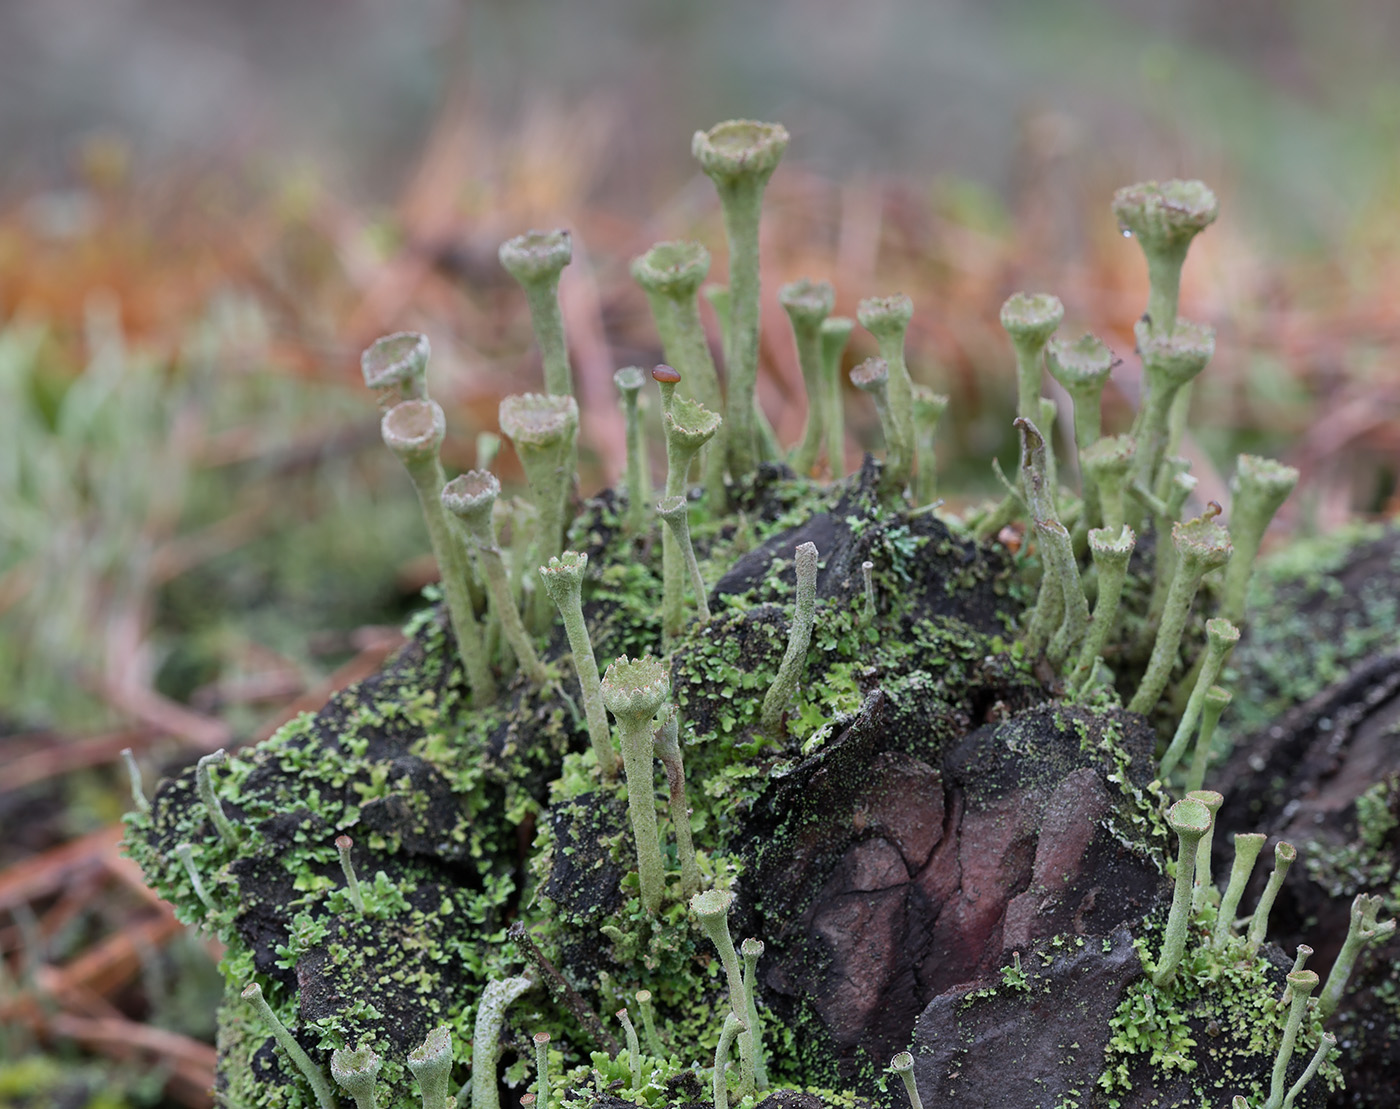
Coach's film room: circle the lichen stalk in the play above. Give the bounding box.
[408,1026,453,1109]
[1081,435,1136,532]
[1071,525,1135,691]
[1316,893,1396,1019]
[1221,454,1300,625]
[615,1007,642,1090]
[693,121,789,479]
[1187,789,1224,913]
[1281,946,1313,1005]
[499,230,574,397]
[334,835,366,914]
[1264,971,1318,1109]
[442,471,548,686]
[780,279,836,475]
[889,1052,923,1109]
[331,1045,382,1109]
[1184,685,1232,794]
[1129,319,1214,497]
[1160,617,1241,781]
[121,747,148,814]
[912,386,949,505]
[1212,832,1266,947]
[601,656,670,915]
[1112,180,1218,339]
[849,358,905,503]
[740,938,768,1090]
[999,292,1064,423]
[1281,1032,1336,1109]
[692,890,755,1099]
[861,560,876,626]
[174,843,215,913]
[653,705,702,899]
[471,976,534,1109]
[712,1012,745,1109]
[1153,796,1212,988]
[614,368,651,534]
[1128,508,1232,715]
[634,993,664,1059]
[632,242,727,505]
[532,1033,550,1109]
[539,551,616,778]
[1245,841,1297,954]
[820,316,853,479]
[760,541,819,739]
[241,982,338,1109]
[1016,418,1086,661]
[195,748,237,844]
[857,295,917,497]
[381,399,494,703]
[657,496,710,634]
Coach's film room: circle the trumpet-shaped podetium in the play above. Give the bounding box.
[1317,893,1396,1019]
[600,655,670,914]
[1129,506,1232,715]
[331,1044,382,1109]
[1184,685,1232,794]
[616,1007,642,1090]
[635,992,664,1059]
[1000,292,1064,424]
[1265,970,1318,1109]
[1160,617,1241,781]
[692,889,757,1098]
[498,392,579,581]
[1046,332,1117,451]
[662,394,722,499]
[1131,318,1215,495]
[1071,525,1136,692]
[857,295,917,497]
[539,551,616,778]
[614,367,651,533]
[407,1026,453,1109]
[820,316,854,479]
[889,1052,924,1109]
[1113,179,1218,337]
[780,278,836,476]
[1221,454,1300,625]
[362,331,431,407]
[1212,832,1267,947]
[441,470,548,687]
[850,357,905,503]
[242,982,337,1109]
[532,1032,551,1109]
[381,397,494,703]
[1187,789,1225,913]
[499,229,574,397]
[657,496,710,629]
[740,938,768,1090]
[693,120,789,479]
[1153,795,1213,988]
[1245,840,1297,954]
[760,542,820,739]
[1081,434,1136,532]
[911,386,949,505]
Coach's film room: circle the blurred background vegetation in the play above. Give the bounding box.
[1,0,1397,1104]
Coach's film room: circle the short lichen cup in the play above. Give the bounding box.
[1045,332,1116,451]
[600,654,670,914]
[362,331,431,407]
[498,392,580,582]
[1113,179,1218,337]
[780,278,836,475]
[1153,794,1213,988]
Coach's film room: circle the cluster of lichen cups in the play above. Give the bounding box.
[153,121,1398,1109]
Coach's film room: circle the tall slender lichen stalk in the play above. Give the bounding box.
[1264,970,1318,1109]
[615,1007,642,1091]
[1113,179,1218,339]
[498,392,580,627]
[1212,832,1266,947]
[499,229,575,397]
[196,749,238,844]
[1220,454,1299,625]
[653,705,702,899]
[740,938,768,1090]
[1016,418,1087,663]
[1245,840,1297,954]
[241,982,338,1109]
[713,1012,746,1109]
[600,655,670,915]
[1071,525,1135,691]
[889,1052,923,1109]
[632,241,726,506]
[911,386,949,505]
[857,295,918,497]
[1281,1033,1337,1109]
[441,470,548,687]
[334,834,365,914]
[1129,319,1214,497]
[657,496,710,627]
[1153,795,1212,988]
[471,976,534,1109]
[380,398,494,703]
[849,358,903,503]
[1317,893,1396,1019]
[760,541,819,739]
[331,1045,382,1109]
[362,331,431,408]
[635,993,664,1059]
[691,890,757,1098]
[780,278,836,476]
[539,551,617,779]
[1160,617,1240,780]
[820,316,853,479]
[692,120,789,479]
[407,1026,453,1109]
[1045,332,1115,526]
[1000,292,1064,424]
[1081,435,1136,532]
[613,368,651,534]
[657,391,721,640]
[1129,506,1232,714]
[532,1032,551,1109]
